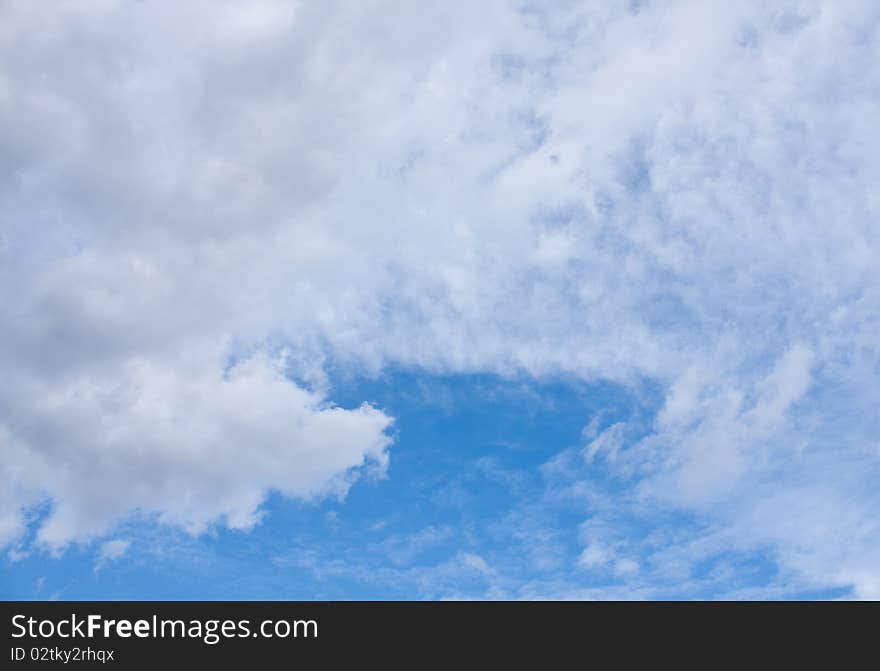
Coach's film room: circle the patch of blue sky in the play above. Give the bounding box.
[1,370,828,600]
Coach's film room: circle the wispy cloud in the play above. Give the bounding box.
[94,538,131,573]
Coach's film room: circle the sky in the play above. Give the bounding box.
[1,0,879,600]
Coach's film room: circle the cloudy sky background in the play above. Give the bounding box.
[1,0,879,599]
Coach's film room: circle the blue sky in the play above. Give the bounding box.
[7,373,660,599]
[0,370,858,599]
[1,1,879,599]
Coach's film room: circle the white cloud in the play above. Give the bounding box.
[458,552,494,576]
[377,525,454,566]
[583,422,626,464]
[2,342,391,550]
[577,542,615,571]
[0,0,878,594]
[94,538,130,572]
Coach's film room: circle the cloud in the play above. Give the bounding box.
[2,343,392,550]
[0,0,878,595]
[94,538,130,572]
[577,542,615,570]
[376,525,454,566]
[458,552,495,577]
[583,422,626,464]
